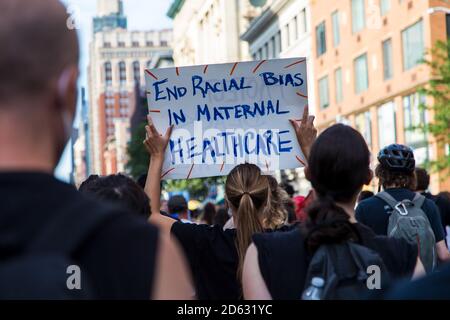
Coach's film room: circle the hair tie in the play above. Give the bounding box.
[242,191,250,196]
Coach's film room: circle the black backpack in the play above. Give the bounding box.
[302,242,390,300]
[0,202,116,299]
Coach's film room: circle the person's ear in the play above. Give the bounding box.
[56,65,79,118]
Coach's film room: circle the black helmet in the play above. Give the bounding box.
[377,144,415,173]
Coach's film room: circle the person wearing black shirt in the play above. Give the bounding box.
[356,147,450,263]
[0,0,192,299]
[142,107,303,299]
[242,124,422,299]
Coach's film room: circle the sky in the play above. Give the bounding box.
[55,0,173,182]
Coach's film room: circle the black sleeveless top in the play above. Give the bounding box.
[252,223,418,300]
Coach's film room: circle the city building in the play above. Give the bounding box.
[88,0,173,174]
[72,88,90,186]
[310,0,449,192]
[167,0,263,65]
[241,0,315,194]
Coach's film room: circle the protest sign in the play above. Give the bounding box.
[145,58,308,180]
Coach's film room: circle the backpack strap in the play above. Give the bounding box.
[412,193,426,209]
[28,201,119,255]
[375,191,399,209]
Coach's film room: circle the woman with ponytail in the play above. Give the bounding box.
[143,118,290,300]
[243,123,424,300]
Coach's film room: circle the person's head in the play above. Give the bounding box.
[376,144,416,190]
[225,163,270,280]
[414,167,430,192]
[213,207,230,228]
[79,174,150,218]
[202,202,217,225]
[279,182,295,198]
[168,195,188,216]
[357,190,374,204]
[304,124,372,253]
[0,0,79,170]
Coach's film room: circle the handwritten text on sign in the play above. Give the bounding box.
[145,58,308,180]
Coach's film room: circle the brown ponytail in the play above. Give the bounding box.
[225,163,269,282]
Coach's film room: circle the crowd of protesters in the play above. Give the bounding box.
[1,0,450,300]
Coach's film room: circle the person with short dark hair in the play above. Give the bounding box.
[415,167,450,242]
[79,174,151,218]
[202,202,217,225]
[168,195,190,222]
[356,145,450,266]
[0,0,191,299]
[358,190,374,204]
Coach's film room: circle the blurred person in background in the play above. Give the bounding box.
[213,208,230,229]
[168,195,191,223]
[79,174,151,219]
[357,190,374,204]
[415,167,450,241]
[202,202,217,225]
[0,0,191,299]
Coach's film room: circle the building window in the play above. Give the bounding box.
[118,41,125,48]
[351,0,366,34]
[292,16,298,41]
[354,53,369,94]
[316,21,326,57]
[146,41,154,47]
[299,8,307,34]
[270,36,276,58]
[104,42,111,48]
[160,40,168,47]
[275,31,282,57]
[318,75,330,109]
[355,111,372,149]
[334,67,343,103]
[402,19,424,71]
[284,24,290,49]
[377,101,396,149]
[403,93,428,163]
[380,0,390,15]
[133,61,140,83]
[132,41,140,47]
[104,62,112,86]
[119,61,126,85]
[382,38,393,80]
[264,42,269,59]
[331,11,340,47]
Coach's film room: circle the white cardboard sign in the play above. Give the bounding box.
[145,58,308,180]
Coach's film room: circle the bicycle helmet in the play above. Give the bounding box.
[377,144,415,173]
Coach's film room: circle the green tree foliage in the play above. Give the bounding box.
[418,40,450,176]
[126,121,149,179]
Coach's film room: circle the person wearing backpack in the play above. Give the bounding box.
[242,124,424,300]
[0,0,192,299]
[356,144,450,273]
